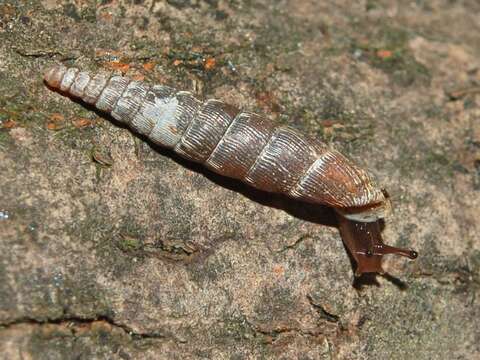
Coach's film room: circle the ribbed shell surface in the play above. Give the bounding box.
[44,65,385,210]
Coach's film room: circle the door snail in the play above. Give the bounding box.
[44,65,418,276]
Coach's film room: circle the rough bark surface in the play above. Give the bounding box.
[0,1,479,359]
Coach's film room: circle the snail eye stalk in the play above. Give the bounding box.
[337,215,417,276]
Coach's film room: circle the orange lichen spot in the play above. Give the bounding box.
[1,119,17,129]
[173,59,183,66]
[376,49,393,59]
[72,118,93,129]
[46,122,64,131]
[49,113,65,122]
[204,57,216,70]
[95,49,121,58]
[324,122,345,136]
[256,91,281,113]
[91,147,113,167]
[98,11,113,22]
[143,62,156,71]
[273,265,285,276]
[322,119,336,128]
[104,61,130,74]
[131,74,145,82]
[46,113,65,131]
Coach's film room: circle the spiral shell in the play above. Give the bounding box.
[44,65,419,276]
[44,65,389,222]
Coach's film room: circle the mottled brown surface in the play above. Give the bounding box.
[0,0,479,359]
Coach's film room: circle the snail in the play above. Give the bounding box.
[44,65,417,276]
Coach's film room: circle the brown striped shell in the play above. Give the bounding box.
[44,65,417,276]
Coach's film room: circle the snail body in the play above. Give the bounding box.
[44,65,417,276]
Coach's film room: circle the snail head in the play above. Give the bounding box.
[337,216,417,276]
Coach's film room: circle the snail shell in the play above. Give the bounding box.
[44,65,417,276]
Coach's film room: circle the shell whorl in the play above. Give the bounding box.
[44,65,387,220]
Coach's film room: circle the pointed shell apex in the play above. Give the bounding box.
[44,65,67,88]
